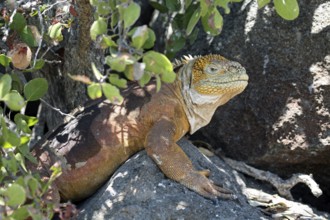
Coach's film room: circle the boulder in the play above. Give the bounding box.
[77,139,266,219]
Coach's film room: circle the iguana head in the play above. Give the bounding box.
[191,54,248,96]
[176,54,249,134]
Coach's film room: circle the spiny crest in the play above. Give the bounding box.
[173,54,200,69]
[193,54,227,70]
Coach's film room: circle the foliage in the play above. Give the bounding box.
[149,0,241,56]
[0,5,63,219]
[85,0,182,101]
[0,65,62,219]
[258,0,299,20]
[84,0,300,100]
[0,0,300,219]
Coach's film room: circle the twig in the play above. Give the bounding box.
[43,59,62,64]
[41,0,69,15]
[1,8,17,43]
[232,171,327,220]
[223,157,322,199]
[32,5,46,68]
[40,98,75,119]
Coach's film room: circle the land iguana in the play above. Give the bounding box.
[30,54,249,203]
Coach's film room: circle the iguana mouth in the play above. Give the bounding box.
[200,79,248,84]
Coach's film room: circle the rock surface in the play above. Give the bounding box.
[77,139,267,219]
[181,0,330,211]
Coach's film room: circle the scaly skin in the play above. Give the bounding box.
[29,54,248,202]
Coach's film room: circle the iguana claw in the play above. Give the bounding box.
[181,170,233,200]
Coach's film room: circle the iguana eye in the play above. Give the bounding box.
[205,65,219,74]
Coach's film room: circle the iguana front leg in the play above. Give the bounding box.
[145,117,233,200]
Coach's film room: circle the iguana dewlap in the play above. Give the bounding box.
[31,54,248,202]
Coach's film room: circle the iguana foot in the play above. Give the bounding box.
[181,170,233,200]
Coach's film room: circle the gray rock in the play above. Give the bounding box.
[77,139,267,219]
[180,0,330,210]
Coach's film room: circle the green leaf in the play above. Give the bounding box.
[186,9,201,35]
[106,54,135,72]
[121,2,141,29]
[143,28,156,49]
[161,71,176,83]
[17,118,31,134]
[257,0,270,8]
[49,165,62,181]
[26,176,40,197]
[14,114,36,134]
[188,27,199,45]
[109,74,127,88]
[101,35,117,48]
[111,11,119,29]
[89,0,98,6]
[101,83,123,103]
[48,23,63,42]
[109,0,116,10]
[24,78,48,101]
[274,0,299,20]
[20,136,30,145]
[143,51,173,74]
[97,2,111,15]
[0,54,12,67]
[201,8,223,36]
[1,116,8,135]
[200,0,212,17]
[32,59,45,70]
[5,183,26,206]
[138,71,152,87]
[3,91,25,111]
[165,33,186,58]
[124,62,146,80]
[15,153,27,173]
[0,74,12,99]
[155,75,161,92]
[185,0,193,9]
[17,144,38,164]
[9,13,27,32]
[131,25,149,49]
[91,62,104,81]
[2,154,18,174]
[19,26,37,47]
[87,83,102,99]
[90,18,107,40]
[15,114,38,127]
[7,130,21,146]
[215,0,230,14]
[10,207,30,220]
[149,1,168,13]
[11,73,24,94]
[165,0,181,11]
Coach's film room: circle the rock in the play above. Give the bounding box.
[77,139,267,219]
[181,0,330,211]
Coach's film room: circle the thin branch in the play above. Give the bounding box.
[223,157,322,199]
[232,171,327,220]
[1,8,17,43]
[32,6,45,68]
[40,98,75,119]
[41,0,69,15]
